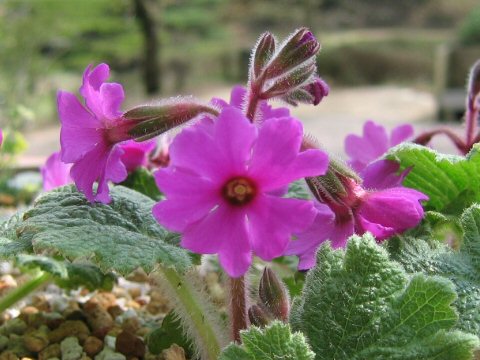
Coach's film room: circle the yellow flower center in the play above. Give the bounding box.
[222,177,257,206]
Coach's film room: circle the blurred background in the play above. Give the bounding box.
[1,0,480,167]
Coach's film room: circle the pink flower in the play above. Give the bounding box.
[41,152,73,191]
[57,63,134,203]
[345,120,413,173]
[120,140,156,172]
[0,129,3,147]
[286,161,427,270]
[152,106,328,277]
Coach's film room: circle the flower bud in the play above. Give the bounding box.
[262,64,316,100]
[281,77,329,106]
[265,28,320,79]
[258,267,290,322]
[252,32,276,79]
[467,60,480,112]
[248,304,271,327]
[124,100,219,141]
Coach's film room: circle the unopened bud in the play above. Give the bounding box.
[248,304,271,327]
[266,28,320,79]
[281,77,329,106]
[252,32,276,79]
[258,267,290,322]
[262,64,315,100]
[467,60,480,112]
[125,100,219,141]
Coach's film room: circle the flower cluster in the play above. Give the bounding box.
[54,29,428,277]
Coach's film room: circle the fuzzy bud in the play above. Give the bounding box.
[252,32,276,79]
[265,28,320,79]
[258,267,290,322]
[248,304,271,327]
[124,100,219,141]
[467,60,480,112]
[262,64,316,100]
[281,77,329,106]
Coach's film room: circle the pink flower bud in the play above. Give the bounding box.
[262,63,316,100]
[258,267,290,322]
[252,32,276,79]
[248,304,271,327]
[124,100,219,141]
[281,77,329,106]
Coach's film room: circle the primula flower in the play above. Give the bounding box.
[41,140,155,191]
[57,63,134,203]
[0,129,3,147]
[345,120,413,173]
[41,152,73,191]
[152,106,328,277]
[286,161,427,270]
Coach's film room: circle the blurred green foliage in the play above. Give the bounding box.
[458,6,480,45]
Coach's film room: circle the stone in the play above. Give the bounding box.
[48,321,90,344]
[94,348,126,360]
[38,344,61,360]
[161,344,186,360]
[114,332,145,358]
[60,337,83,360]
[83,303,114,338]
[83,337,103,357]
[23,329,49,353]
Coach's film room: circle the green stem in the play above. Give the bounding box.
[0,271,51,313]
[159,267,223,360]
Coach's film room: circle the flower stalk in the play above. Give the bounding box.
[0,271,51,314]
[229,275,249,342]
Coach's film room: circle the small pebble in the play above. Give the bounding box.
[106,306,123,320]
[60,337,83,360]
[94,348,126,360]
[0,275,17,296]
[83,337,103,357]
[115,331,145,358]
[120,317,140,334]
[83,302,114,338]
[48,321,90,344]
[104,336,116,350]
[162,344,186,360]
[0,351,19,360]
[1,319,27,336]
[38,343,61,360]
[23,329,49,352]
[88,293,116,310]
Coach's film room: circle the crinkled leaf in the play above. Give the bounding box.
[16,254,115,291]
[391,203,480,336]
[286,180,311,200]
[120,167,162,201]
[0,185,191,275]
[219,321,315,360]
[386,143,480,215]
[291,234,479,360]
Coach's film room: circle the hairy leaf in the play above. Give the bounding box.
[16,254,115,291]
[219,321,315,360]
[0,185,191,275]
[291,234,479,360]
[386,143,480,215]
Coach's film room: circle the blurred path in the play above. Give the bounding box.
[20,86,464,168]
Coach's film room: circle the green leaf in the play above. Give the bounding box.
[120,167,162,201]
[0,185,192,275]
[146,310,194,357]
[292,234,479,360]
[219,321,315,360]
[386,143,480,215]
[16,254,115,291]
[391,203,480,337]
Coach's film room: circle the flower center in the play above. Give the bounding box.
[222,177,257,206]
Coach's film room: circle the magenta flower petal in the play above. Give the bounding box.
[249,195,317,260]
[80,63,110,119]
[0,129,3,147]
[229,85,246,109]
[390,124,414,146]
[41,152,73,191]
[120,140,156,172]
[100,83,125,121]
[214,107,257,172]
[345,120,388,172]
[249,117,328,189]
[355,187,428,240]
[361,159,407,190]
[285,203,354,270]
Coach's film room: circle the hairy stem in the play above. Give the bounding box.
[413,128,467,154]
[0,271,51,313]
[154,267,225,360]
[466,108,479,149]
[229,275,249,342]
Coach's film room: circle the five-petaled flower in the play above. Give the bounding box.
[286,159,427,270]
[57,63,136,203]
[152,106,329,277]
